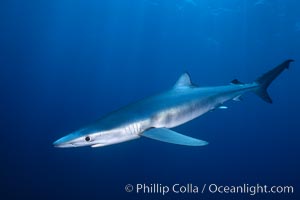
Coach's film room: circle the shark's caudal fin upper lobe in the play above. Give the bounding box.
[231,60,294,104]
[254,59,294,103]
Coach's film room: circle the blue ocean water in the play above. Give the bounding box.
[0,0,299,199]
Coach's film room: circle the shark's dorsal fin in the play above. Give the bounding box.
[174,73,197,88]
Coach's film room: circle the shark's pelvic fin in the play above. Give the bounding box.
[174,73,197,88]
[141,128,208,146]
[254,59,294,104]
[218,105,228,109]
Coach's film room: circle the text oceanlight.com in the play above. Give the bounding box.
[124,183,294,196]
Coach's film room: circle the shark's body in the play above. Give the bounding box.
[53,60,293,148]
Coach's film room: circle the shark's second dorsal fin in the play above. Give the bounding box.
[231,79,244,85]
[174,73,197,88]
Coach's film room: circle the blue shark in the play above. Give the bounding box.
[53,60,293,148]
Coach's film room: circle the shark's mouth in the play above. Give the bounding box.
[91,143,105,148]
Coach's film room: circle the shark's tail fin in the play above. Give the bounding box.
[254,59,294,103]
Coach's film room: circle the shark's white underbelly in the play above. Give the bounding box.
[150,98,214,129]
[149,90,246,129]
[121,85,256,136]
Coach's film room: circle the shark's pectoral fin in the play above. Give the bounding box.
[141,128,208,146]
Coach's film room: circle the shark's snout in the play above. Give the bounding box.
[53,131,94,148]
[53,134,78,148]
[53,141,74,148]
[53,138,74,148]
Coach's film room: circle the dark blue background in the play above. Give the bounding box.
[0,0,299,199]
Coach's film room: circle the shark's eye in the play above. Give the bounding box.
[85,136,91,142]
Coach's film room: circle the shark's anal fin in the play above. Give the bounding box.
[141,128,208,146]
[233,95,243,101]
